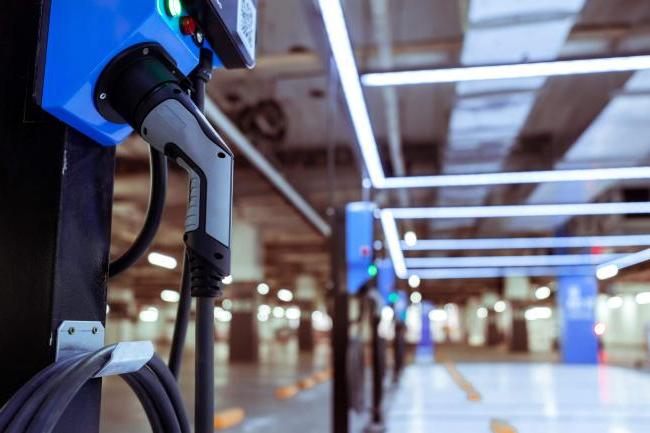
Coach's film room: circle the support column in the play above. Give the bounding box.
[295,275,318,353]
[229,286,258,363]
[483,293,500,346]
[228,219,262,362]
[505,276,530,353]
[509,302,529,353]
[0,4,114,433]
[557,274,598,364]
[298,301,315,352]
[0,3,114,432]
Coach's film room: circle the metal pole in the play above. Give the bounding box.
[331,209,349,433]
[0,3,113,432]
[191,48,218,433]
[369,309,385,429]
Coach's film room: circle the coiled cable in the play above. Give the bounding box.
[0,346,190,433]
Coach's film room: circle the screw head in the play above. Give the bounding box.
[67,327,75,335]
[91,327,99,335]
[99,93,107,100]
[142,47,150,55]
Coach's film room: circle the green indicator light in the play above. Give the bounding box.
[166,0,182,17]
[388,293,399,303]
[367,264,378,278]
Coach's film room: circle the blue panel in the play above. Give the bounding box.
[557,274,598,364]
[377,259,395,303]
[345,202,375,295]
[41,0,223,146]
[416,302,434,361]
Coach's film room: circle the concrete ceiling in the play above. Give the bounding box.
[110,0,650,304]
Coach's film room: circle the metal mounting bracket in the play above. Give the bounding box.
[55,320,154,377]
[56,321,105,361]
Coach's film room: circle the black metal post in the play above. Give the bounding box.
[195,297,216,433]
[190,47,218,433]
[0,2,114,432]
[168,253,192,378]
[393,320,405,383]
[331,209,350,433]
[368,308,385,431]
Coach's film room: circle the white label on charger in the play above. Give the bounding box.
[237,0,257,61]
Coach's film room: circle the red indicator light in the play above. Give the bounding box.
[180,16,198,36]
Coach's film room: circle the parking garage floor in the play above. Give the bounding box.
[100,342,650,433]
[386,361,650,433]
[100,341,332,433]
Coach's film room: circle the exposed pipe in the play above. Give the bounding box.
[205,98,332,237]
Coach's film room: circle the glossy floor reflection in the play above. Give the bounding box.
[387,361,650,433]
[100,340,332,433]
[99,339,650,433]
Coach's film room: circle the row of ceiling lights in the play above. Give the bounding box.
[318,0,650,283]
[318,0,650,189]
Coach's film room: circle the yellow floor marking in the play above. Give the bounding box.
[298,376,317,390]
[442,359,482,402]
[275,385,299,400]
[490,419,517,433]
[312,370,331,383]
[213,408,245,430]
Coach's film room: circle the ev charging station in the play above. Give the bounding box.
[0,1,257,432]
[331,202,400,433]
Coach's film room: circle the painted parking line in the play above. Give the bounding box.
[214,407,246,430]
[275,368,332,400]
[442,360,482,402]
[490,418,517,433]
[275,385,300,400]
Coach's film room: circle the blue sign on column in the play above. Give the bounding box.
[416,302,434,362]
[345,202,375,295]
[557,274,598,364]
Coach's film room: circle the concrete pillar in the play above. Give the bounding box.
[228,219,262,362]
[482,293,500,346]
[509,302,529,353]
[298,300,315,352]
[230,219,263,282]
[229,287,258,363]
[557,274,598,364]
[505,276,530,353]
[295,275,318,352]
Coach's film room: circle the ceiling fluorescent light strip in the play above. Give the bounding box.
[362,55,650,87]
[411,266,596,280]
[405,254,622,269]
[380,210,407,279]
[381,166,650,189]
[387,202,650,219]
[598,247,650,273]
[402,234,650,251]
[317,0,385,187]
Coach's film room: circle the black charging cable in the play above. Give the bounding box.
[109,146,168,278]
[0,347,190,433]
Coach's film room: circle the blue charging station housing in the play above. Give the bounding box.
[37,0,223,146]
[345,202,375,295]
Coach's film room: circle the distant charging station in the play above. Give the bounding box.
[345,202,376,294]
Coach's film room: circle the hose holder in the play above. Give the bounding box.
[56,321,154,377]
